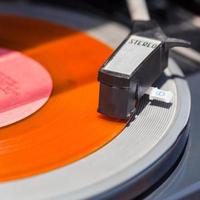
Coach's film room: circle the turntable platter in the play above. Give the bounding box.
[0,2,190,199]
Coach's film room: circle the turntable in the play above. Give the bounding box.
[0,1,198,199]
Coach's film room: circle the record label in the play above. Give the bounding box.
[0,48,52,127]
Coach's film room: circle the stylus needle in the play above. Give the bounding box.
[146,87,173,104]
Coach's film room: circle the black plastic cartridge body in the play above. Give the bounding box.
[98,20,190,119]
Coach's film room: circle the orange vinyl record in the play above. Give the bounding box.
[0,15,125,182]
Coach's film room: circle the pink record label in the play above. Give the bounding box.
[0,48,53,127]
